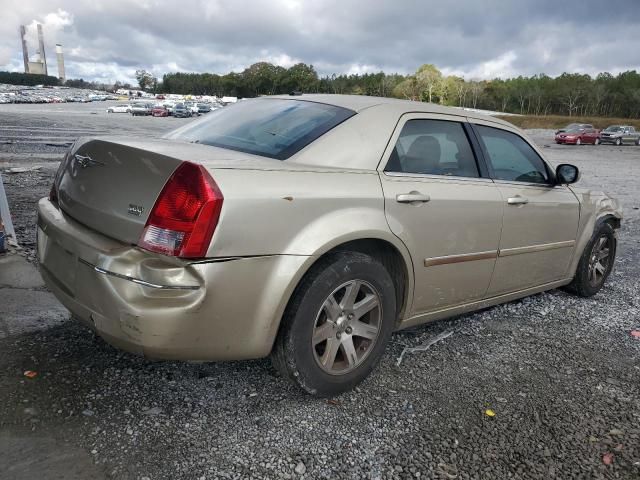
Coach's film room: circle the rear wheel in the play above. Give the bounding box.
[272,252,396,396]
[635,138,640,146]
[565,222,616,297]
[576,138,581,145]
[594,138,600,145]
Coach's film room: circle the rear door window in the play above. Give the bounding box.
[475,125,549,184]
[385,119,480,178]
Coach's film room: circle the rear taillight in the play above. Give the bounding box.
[139,161,223,258]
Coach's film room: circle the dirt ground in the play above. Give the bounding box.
[1,102,639,479]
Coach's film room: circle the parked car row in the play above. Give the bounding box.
[554,124,640,146]
[108,101,221,117]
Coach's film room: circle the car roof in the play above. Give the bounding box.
[269,93,513,127]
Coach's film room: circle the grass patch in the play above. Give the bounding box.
[495,115,640,131]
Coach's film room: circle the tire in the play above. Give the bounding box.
[636,138,640,146]
[271,251,396,396]
[594,138,600,145]
[107,109,113,113]
[576,138,581,145]
[565,222,616,297]
[615,138,621,146]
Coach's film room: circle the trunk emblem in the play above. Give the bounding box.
[128,204,144,217]
[73,154,105,169]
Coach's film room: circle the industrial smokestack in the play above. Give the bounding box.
[37,24,48,76]
[56,44,65,82]
[20,26,29,73]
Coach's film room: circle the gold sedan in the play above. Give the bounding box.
[38,95,622,396]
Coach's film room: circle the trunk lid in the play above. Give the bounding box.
[56,137,288,245]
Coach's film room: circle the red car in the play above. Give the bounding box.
[151,105,169,117]
[555,127,601,145]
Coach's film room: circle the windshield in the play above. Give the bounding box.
[605,126,622,132]
[165,98,355,160]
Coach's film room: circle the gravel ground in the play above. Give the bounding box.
[1,104,639,479]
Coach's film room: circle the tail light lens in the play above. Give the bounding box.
[139,161,223,258]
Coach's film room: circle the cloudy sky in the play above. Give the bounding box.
[1,0,639,84]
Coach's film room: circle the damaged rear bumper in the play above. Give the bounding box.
[37,198,309,361]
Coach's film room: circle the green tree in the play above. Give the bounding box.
[135,69,156,91]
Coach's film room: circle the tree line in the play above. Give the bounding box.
[158,63,640,118]
[0,71,60,86]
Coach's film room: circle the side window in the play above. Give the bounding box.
[475,125,549,184]
[385,119,479,178]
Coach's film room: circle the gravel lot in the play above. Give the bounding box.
[1,103,639,479]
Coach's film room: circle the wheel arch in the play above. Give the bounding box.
[269,234,415,354]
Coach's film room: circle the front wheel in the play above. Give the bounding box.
[272,252,396,396]
[565,222,616,297]
[594,138,600,145]
[615,137,622,146]
[576,138,581,145]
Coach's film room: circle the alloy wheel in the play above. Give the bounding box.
[588,236,611,288]
[312,280,382,375]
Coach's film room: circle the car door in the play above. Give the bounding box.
[379,114,503,315]
[470,121,580,295]
[583,128,597,144]
[623,127,635,144]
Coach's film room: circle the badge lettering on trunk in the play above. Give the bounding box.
[128,204,144,216]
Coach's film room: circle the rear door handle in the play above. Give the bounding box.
[396,192,431,204]
[507,195,529,205]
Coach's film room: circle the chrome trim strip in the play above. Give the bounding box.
[424,250,498,267]
[384,172,493,183]
[491,179,555,188]
[78,258,200,290]
[498,240,575,257]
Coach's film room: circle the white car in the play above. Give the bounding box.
[107,104,132,113]
[185,102,200,115]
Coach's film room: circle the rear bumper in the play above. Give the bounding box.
[37,198,309,361]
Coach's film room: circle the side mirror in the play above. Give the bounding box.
[556,164,580,184]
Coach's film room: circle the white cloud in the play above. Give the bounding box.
[442,51,519,80]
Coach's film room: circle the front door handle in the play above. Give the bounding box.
[507,195,529,205]
[396,191,431,204]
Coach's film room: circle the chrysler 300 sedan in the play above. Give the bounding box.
[38,95,622,396]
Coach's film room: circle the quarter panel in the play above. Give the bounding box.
[206,168,395,257]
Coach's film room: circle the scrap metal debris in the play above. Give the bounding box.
[396,330,453,366]
[5,166,42,174]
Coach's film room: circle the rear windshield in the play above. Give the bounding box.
[164,98,355,160]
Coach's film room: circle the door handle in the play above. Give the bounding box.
[396,191,431,204]
[507,195,529,205]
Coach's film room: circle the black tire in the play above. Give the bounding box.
[565,222,616,297]
[615,137,621,146]
[272,251,396,397]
